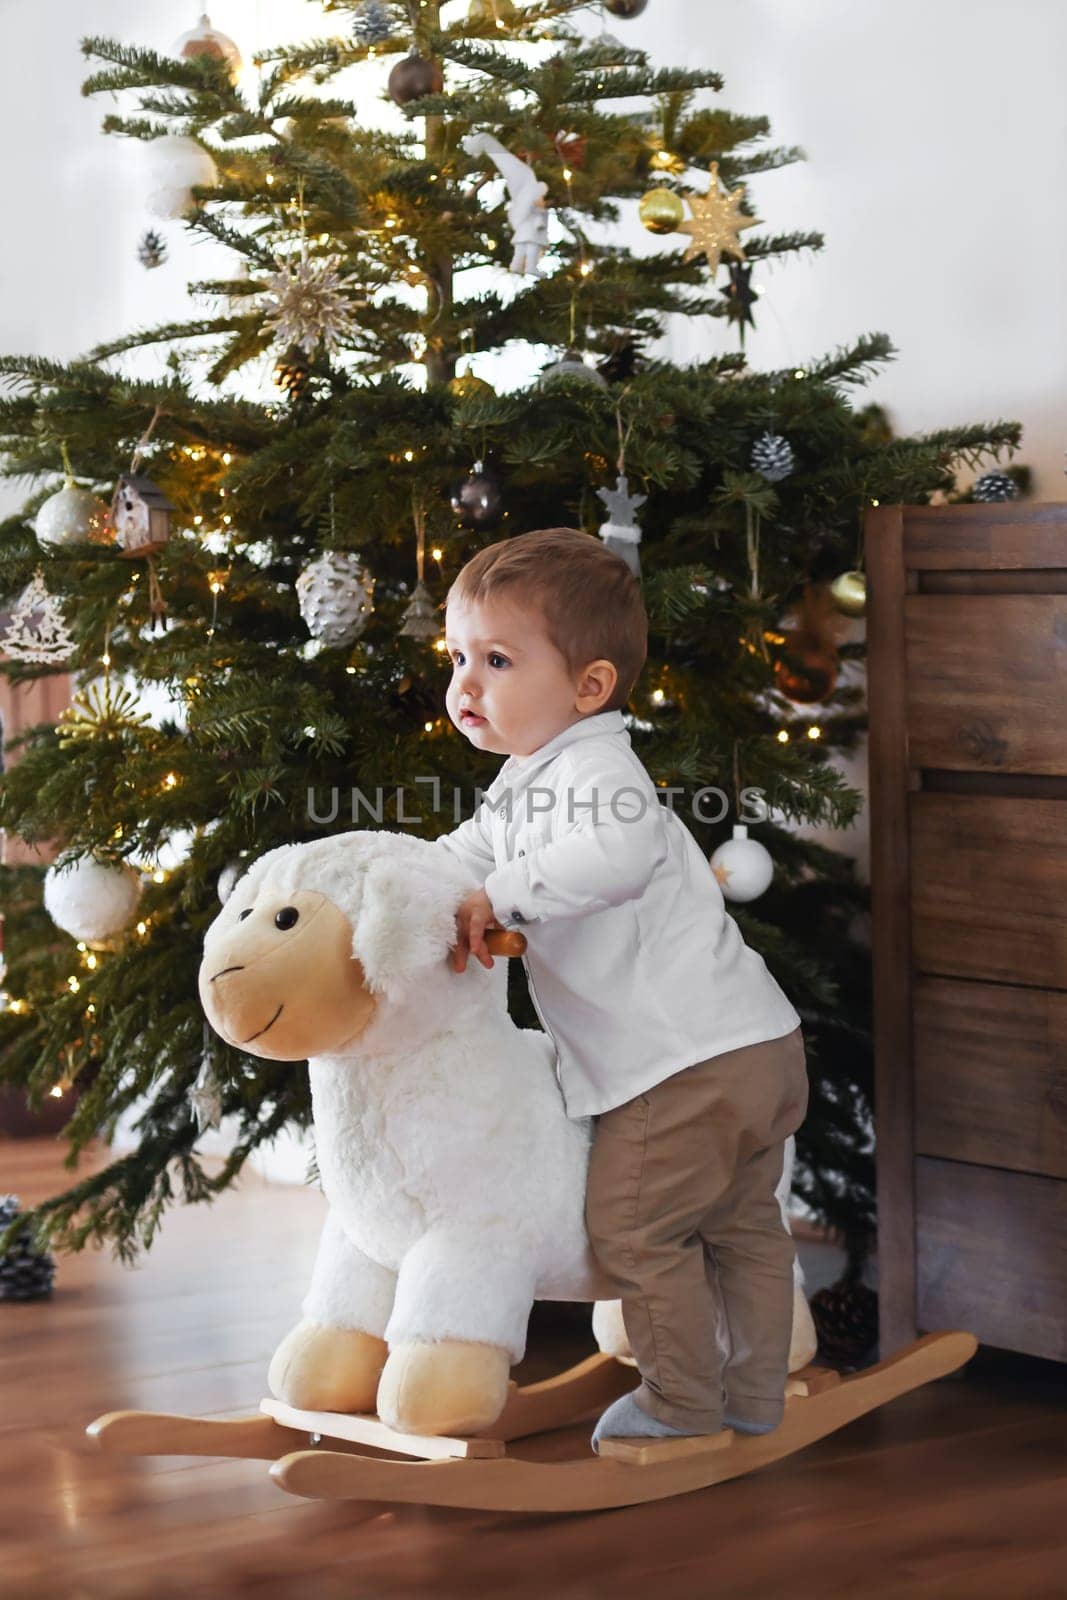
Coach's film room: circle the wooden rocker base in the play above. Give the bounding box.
[87,1331,976,1515]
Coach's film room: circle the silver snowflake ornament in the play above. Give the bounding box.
[259,254,362,358]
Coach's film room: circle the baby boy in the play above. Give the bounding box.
[432,527,808,1449]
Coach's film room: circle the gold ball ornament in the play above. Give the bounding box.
[448,373,495,398]
[830,570,867,618]
[639,187,685,235]
[468,0,518,25]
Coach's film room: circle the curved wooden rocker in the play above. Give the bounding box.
[88,1330,976,1514]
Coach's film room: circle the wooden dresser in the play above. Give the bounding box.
[866,503,1067,1362]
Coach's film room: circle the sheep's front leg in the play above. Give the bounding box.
[268,1209,396,1413]
[377,1228,536,1435]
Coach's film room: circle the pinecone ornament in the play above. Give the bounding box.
[809,1276,879,1366]
[296,551,374,649]
[352,0,395,44]
[751,432,795,483]
[972,470,1018,503]
[0,1195,56,1302]
[137,229,168,270]
[274,343,313,404]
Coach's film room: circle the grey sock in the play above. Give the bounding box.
[723,1410,779,1436]
[591,1392,718,1455]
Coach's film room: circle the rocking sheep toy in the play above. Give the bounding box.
[87,829,976,1513]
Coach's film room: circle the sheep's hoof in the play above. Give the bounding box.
[268,1320,388,1413]
[377,1340,511,1436]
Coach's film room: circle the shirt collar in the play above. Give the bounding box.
[496,709,629,784]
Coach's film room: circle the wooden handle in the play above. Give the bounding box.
[485,927,527,958]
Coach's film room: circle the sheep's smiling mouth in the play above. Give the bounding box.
[243,1003,283,1044]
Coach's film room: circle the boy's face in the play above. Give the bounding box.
[444,597,605,758]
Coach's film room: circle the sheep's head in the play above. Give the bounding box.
[198,832,475,1061]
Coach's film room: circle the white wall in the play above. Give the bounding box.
[3,0,1063,892]
[4,2,1062,493]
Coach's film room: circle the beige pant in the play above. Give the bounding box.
[585,1026,809,1431]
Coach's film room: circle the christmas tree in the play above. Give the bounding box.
[0,0,1018,1267]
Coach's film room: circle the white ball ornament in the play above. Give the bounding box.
[43,857,143,946]
[144,136,219,221]
[709,824,774,903]
[34,486,111,551]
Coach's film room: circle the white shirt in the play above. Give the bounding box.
[433,709,801,1117]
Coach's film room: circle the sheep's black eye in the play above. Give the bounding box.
[275,906,300,931]
[238,909,253,922]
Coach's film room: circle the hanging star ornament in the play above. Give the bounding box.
[721,261,758,343]
[189,1036,224,1135]
[680,164,760,275]
[259,254,363,358]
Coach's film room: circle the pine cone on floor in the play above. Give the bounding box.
[810,1276,878,1366]
[0,1194,56,1302]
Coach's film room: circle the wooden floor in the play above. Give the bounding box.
[2,1140,1065,1600]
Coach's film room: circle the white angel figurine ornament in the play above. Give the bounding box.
[462,132,550,276]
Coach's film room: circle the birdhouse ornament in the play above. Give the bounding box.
[111,476,174,559]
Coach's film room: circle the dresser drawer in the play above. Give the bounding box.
[905,594,1067,774]
[915,1157,1067,1362]
[914,976,1067,1180]
[910,793,1067,988]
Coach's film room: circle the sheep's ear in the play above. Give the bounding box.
[352,853,458,1000]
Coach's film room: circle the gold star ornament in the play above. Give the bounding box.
[680,164,760,275]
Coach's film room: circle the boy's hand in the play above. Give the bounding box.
[451,888,501,973]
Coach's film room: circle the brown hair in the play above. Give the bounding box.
[444,528,648,712]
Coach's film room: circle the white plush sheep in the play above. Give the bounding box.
[198,829,816,1436]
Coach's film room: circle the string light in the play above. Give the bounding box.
[221,452,232,465]
[431,546,443,561]
[793,368,806,379]
[424,721,433,733]
[85,954,98,971]
[163,773,179,789]
[136,921,148,937]
[265,173,275,186]
[50,1085,64,1099]
[152,870,166,884]
[777,729,790,743]
[651,688,665,704]
[403,450,415,462]
[345,666,357,675]
[870,498,881,507]
[807,725,822,741]
[193,515,203,526]
[67,976,80,994]
[433,637,448,653]
[101,653,111,667]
